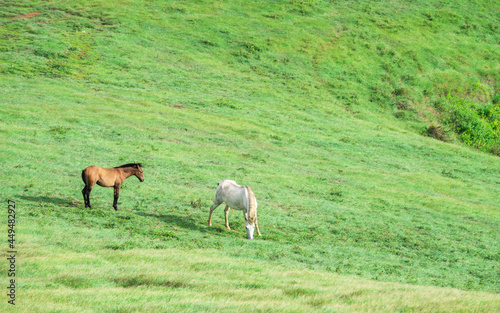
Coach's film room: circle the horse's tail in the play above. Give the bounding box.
[81,169,88,186]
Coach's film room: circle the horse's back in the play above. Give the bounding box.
[82,165,98,175]
[217,180,248,211]
[218,180,239,188]
[82,165,118,186]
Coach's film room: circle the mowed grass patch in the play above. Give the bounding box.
[5,228,499,313]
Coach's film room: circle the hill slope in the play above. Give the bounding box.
[1,0,499,311]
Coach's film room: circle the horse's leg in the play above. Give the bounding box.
[113,185,120,211]
[208,200,222,227]
[255,217,261,236]
[224,205,231,230]
[86,184,94,209]
[82,187,87,207]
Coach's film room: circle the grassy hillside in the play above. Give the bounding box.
[1,0,499,311]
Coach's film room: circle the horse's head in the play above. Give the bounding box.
[135,163,145,182]
[245,218,255,240]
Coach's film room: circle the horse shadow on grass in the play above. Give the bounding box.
[134,211,245,238]
[18,195,80,207]
[135,211,207,233]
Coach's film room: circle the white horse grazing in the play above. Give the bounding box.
[208,180,261,240]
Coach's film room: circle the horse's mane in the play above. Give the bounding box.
[246,186,257,224]
[115,163,142,168]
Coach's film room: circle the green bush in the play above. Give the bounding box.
[437,95,500,155]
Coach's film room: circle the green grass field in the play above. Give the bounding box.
[1,0,499,311]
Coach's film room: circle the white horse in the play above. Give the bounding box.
[208,180,261,240]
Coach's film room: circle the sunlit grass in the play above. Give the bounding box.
[9,231,500,312]
[0,0,499,311]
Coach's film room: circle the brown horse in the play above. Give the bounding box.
[81,163,144,210]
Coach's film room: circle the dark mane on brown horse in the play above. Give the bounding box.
[115,163,142,168]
